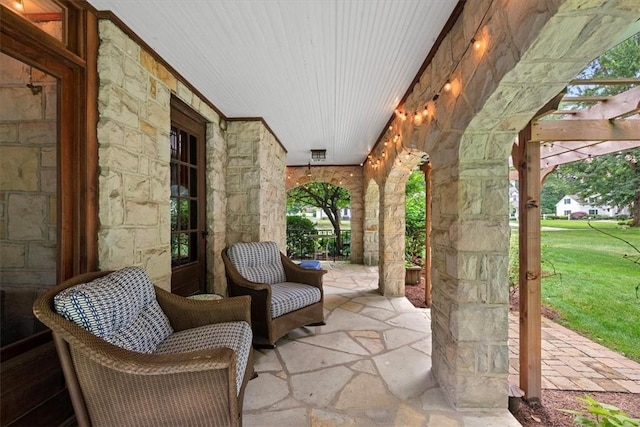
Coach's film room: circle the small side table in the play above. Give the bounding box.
[187,294,224,301]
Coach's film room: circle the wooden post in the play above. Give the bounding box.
[421,161,432,307]
[515,125,542,404]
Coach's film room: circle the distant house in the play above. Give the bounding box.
[301,207,351,222]
[555,194,630,218]
[509,181,519,218]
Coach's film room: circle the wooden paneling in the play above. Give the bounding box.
[0,342,72,426]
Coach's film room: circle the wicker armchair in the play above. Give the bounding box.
[33,268,254,427]
[222,241,326,347]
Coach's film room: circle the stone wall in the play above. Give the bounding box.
[286,165,364,263]
[97,20,226,291]
[0,52,57,345]
[226,121,286,249]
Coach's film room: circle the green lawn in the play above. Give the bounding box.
[514,221,640,362]
[314,219,351,230]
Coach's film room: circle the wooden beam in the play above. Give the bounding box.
[560,96,611,103]
[517,124,542,404]
[531,119,640,141]
[540,140,640,168]
[572,86,640,120]
[569,78,640,86]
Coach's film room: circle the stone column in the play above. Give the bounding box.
[430,137,510,408]
[226,120,286,248]
[363,180,380,266]
[378,178,406,296]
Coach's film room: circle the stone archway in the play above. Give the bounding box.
[363,0,640,409]
[377,149,426,296]
[286,166,364,263]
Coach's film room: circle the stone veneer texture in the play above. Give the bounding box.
[97,20,226,292]
[226,121,286,249]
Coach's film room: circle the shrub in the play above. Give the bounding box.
[562,395,640,426]
[286,216,316,258]
[570,211,588,220]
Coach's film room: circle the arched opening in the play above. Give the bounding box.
[286,181,352,261]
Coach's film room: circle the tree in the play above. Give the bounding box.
[554,34,640,225]
[286,182,350,253]
[405,169,426,263]
[541,173,572,215]
[571,33,640,98]
[556,149,639,225]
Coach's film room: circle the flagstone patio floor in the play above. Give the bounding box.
[243,263,521,426]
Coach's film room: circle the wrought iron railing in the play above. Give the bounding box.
[286,228,351,261]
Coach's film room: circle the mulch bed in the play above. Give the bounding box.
[404,272,640,426]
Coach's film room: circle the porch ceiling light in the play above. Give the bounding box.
[311,149,326,161]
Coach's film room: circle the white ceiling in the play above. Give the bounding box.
[88,0,459,166]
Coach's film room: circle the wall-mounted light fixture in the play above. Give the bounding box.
[311,149,326,161]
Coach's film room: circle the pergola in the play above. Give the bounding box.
[512,80,640,402]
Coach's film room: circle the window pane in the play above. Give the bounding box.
[190,167,197,197]
[190,134,198,165]
[1,0,67,44]
[0,53,58,346]
[190,200,198,229]
[170,128,179,160]
[178,200,189,230]
[179,130,188,162]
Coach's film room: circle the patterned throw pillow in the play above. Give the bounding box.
[54,267,173,353]
[227,241,287,284]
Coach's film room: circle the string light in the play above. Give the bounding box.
[13,0,24,11]
[472,37,484,51]
[363,0,494,168]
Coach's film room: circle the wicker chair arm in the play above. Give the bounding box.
[281,254,327,288]
[45,315,238,374]
[156,289,251,332]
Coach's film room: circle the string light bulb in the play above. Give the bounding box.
[471,37,483,51]
[422,106,429,117]
[13,0,24,11]
[443,80,452,92]
[414,112,423,125]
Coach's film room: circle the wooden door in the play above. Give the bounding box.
[170,100,207,296]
